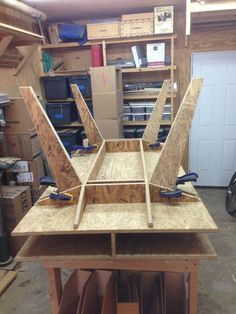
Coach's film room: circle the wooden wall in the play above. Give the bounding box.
[0,5,42,98]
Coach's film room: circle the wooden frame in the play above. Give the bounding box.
[14,78,218,236]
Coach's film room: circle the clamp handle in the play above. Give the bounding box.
[160,189,182,199]
[176,172,198,185]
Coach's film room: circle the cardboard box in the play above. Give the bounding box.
[59,270,92,314]
[146,43,165,67]
[81,270,116,314]
[31,185,47,204]
[0,185,32,232]
[95,118,123,139]
[121,19,153,37]
[0,98,34,133]
[90,66,122,94]
[87,22,120,39]
[93,90,123,119]
[7,154,45,189]
[1,129,41,159]
[122,12,154,21]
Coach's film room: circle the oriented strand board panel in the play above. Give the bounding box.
[16,233,216,262]
[20,86,81,191]
[151,78,203,189]
[96,152,143,180]
[13,201,217,235]
[142,80,170,143]
[71,154,97,183]
[71,84,103,145]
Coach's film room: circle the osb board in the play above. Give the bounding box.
[13,201,217,236]
[16,233,216,262]
[71,154,97,183]
[116,233,216,260]
[96,152,143,180]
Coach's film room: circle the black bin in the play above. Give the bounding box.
[68,75,92,98]
[41,76,70,100]
[46,102,78,125]
[57,129,83,153]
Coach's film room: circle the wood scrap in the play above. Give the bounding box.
[0,270,17,296]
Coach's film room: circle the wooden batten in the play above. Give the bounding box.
[71,84,103,145]
[150,78,203,189]
[139,140,153,228]
[142,79,170,144]
[19,86,81,191]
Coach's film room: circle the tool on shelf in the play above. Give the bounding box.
[40,176,73,202]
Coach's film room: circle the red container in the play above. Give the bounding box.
[91,44,103,67]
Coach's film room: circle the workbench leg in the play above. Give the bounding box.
[188,266,199,314]
[47,268,62,314]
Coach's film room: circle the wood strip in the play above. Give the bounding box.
[0,270,7,281]
[0,35,13,58]
[105,139,140,152]
[74,141,106,229]
[140,140,153,228]
[71,84,103,145]
[111,233,116,258]
[151,78,203,189]
[0,271,17,296]
[188,266,199,314]
[20,86,81,191]
[14,43,39,76]
[47,268,62,314]
[142,80,170,143]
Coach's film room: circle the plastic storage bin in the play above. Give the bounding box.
[57,129,83,153]
[46,102,78,125]
[41,76,70,100]
[68,76,92,98]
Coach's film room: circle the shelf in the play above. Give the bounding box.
[46,98,91,102]
[0,22,44,46]
[122,120,172,126]
[41,34,176,50]
[122,66,176,73]
[123,92,176,100]
[54,121,83,128]
[41,70,90,77]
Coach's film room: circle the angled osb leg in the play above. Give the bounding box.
[142,79,170,144]
[71,84,103,145]
[20,86,81,191]
[150,78,203,189]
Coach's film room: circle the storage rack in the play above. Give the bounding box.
[40,34,176,139]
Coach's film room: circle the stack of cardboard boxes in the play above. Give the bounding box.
[0,98,46,203]
[0,98,46,255]
[91,66,124,139]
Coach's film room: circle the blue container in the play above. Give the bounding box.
[46,102,78,125]
[68,76,92,98]
[57,129,83,153]
[41,76,70,100]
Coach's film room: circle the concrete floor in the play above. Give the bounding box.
[0,188,235,314]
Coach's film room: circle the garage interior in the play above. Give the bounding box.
[0,1,236,314]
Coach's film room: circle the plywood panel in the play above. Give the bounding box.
[20,86,81,190]
[96,152,143,180]
[17,233,216,262]
[105,139,140,152]
[13,201,218,235]
[151,79,203,189]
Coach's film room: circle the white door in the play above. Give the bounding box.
[190,51,236,186]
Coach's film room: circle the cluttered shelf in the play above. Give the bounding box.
[41,34,177,50]
[122,120,172,126]
[123,92,176,100]
[121,65,176,73]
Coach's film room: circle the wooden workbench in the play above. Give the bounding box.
[17,233,216,314]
